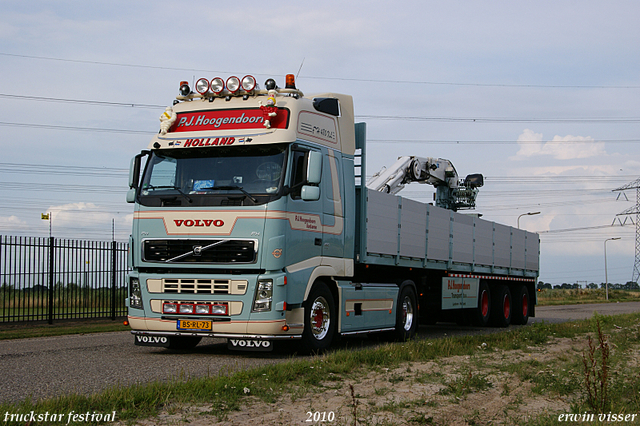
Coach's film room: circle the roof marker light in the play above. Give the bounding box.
[285,74,296,89]
[241,75,256,92]
[210,77,225,94]
[226,76,241,93]
[195,78,210,95]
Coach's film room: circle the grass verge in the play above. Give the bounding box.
[1,312,639,425]
[536,288,640,305]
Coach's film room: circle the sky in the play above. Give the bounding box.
[0,0,639,286]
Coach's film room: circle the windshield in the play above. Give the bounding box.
[138,144,287,207]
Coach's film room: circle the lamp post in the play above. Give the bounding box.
[517,211,540,229]
[604,237,621,301]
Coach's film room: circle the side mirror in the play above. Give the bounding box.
[301,185,320,201]
[129,150,149,188]
[306,151,322,185]
[126,188,136,203]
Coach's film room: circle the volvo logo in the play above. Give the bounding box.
[193,246,203,256]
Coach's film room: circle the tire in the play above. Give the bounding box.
[394,285,418,341]
[301,282,337,353]
[490,285,512,328]
[168,335,202,350]
[471,281,491,327]
[511,285,530,325]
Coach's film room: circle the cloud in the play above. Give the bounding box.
[513,129,607,160]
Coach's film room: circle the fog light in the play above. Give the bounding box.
[163,303,177,314]
[195,304,210,314]
[211,303,228,315]
[179,304,194,314]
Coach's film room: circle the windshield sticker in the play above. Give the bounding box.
[170,108,289,133]
[193,180,215,191]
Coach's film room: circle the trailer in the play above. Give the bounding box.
[125,74,539,352]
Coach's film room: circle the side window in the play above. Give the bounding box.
[289,149,308,199]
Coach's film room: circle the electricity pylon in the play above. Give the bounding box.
[613,178,640,284]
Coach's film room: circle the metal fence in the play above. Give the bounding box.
[0,235,129,323]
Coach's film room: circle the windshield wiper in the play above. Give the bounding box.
[199,185,258,203]
[145,185,192,203]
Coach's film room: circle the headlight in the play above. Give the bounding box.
[252,279,273,312]
[130,277,142,309]
[163,303,177,314]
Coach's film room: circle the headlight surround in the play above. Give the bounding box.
[130,277,143,309]
[252,279,273,312]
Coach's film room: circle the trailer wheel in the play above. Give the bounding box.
[490,285,512,328]
[511,285,530,325]
[471,281,491,327]
[168,336,202,350]
[301,282,336,353]
[394,285,418,341]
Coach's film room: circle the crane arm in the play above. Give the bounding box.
[366,156,483,211]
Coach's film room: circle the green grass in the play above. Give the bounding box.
[0,312,639,425]
[536,288,640,305]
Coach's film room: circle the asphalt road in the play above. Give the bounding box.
[1,301,638,404]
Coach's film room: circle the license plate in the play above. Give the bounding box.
[227,339,273,352]
[177,319,212,331]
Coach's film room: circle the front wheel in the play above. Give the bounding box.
[394,285,418,341]
[301,282,337,353]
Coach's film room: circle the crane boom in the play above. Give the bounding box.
[366,155,483,211]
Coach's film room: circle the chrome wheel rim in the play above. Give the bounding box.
[402,296,414,331]
[310,296,330,340]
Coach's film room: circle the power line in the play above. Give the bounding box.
[0,93,165,109]
[2,51,639,90]
[357,115,640,123]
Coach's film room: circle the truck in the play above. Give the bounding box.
[125,73,539,352]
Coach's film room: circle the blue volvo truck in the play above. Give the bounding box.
[125,74,539,352]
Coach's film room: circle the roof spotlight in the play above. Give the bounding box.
[241,75,256,92]
[195,78,210,94]
[264,78,277,90]
[210,77,225,94]
[226,76,241,93]
[179,81,191,96]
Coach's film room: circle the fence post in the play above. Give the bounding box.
[48,236,54,324]
[111,241,116,320]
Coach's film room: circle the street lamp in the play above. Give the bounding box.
[517,211,540,229]
[604,237,621,301]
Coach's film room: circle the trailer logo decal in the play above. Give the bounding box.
[170,108,289,133]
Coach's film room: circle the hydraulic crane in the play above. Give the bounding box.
[366,155,484,211]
